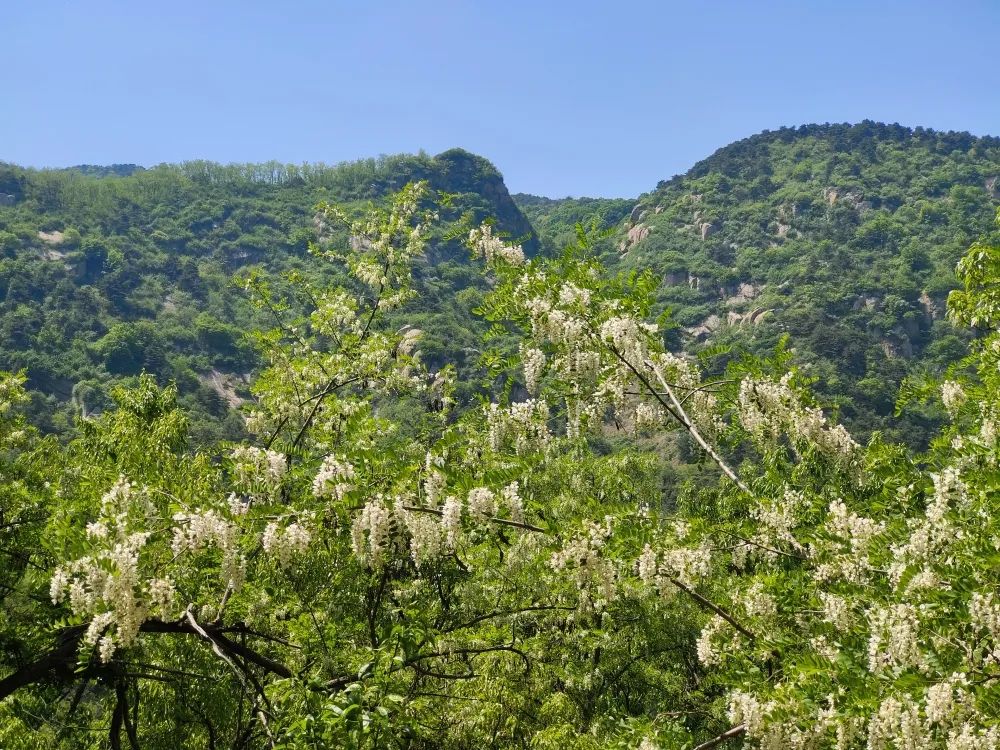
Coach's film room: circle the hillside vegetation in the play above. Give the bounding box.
[519,122,1000,444]
[2,122,999,448]
[0,149,535,440]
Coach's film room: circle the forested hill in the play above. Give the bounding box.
[3,122,1000,446]
[517,121,1000,444]
[0,149,536,441]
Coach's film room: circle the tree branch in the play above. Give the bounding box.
[646,361,752,495]
[668,577,757,642]
[692,724,747,750]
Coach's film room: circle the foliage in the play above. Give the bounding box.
[517,121,1000,447]
[2,187,999,750]
[0,149,536,441]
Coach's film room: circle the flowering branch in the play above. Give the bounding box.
[646,361,752,496]
[399,505,547,534]
[668,577,757,642]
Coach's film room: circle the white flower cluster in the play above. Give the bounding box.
[401,510,443,570]
[940,380,966,417]
[502,482,525,524]
[867,603,923,674]
[696,615,727,666]
[552,348,602,386]
[969,591,1000,642]
[467,487,496,520]
[661,544,713,587]
[526,298,588,347]
[814,500,885,584]
[750,487,808,560]
[486,399,551,454]
[50,478,177,663]
[599,316,657,368]
[312,455,356,501]
[171,509,246,590]
[866,696,925,750]
[351,496,393,567]
[0,371,29,418]
[889,469,965,588]
[550,517,617,612]
[729,691,860,750]
[310,289,358,337]
[231,446,286,495]
[635,541,712,598]
[349,480,528,571]
[819,591,852,630]
[521,345,546,394]
[558,282,591,308]
[738,374,858,459]
[441,496,463,550]
[50,532,161,662]
[925,673,970,727]
[862,681,976,750]
[261,518,312,569]
[634,401,667,431]
[422,467,446,507]
[468,224,525,266]
[741,581,778,619]
[944,724,1000,750]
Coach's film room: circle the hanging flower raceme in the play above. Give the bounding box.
[737,373,859,460]
[50,478,175,662]
[468,223,526,266]
[312,455,356,501]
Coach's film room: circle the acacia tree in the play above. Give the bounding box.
[1,192,998,750]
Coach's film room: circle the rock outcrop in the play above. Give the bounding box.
[685,314,721,340]
[619,223,650,254]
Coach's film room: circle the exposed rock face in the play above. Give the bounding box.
[918,290,942,322]
[881,334,914,359]
[852,295,880,311]
[726,307,773,327]
[654,205,664,214]
[199,370,248,408]
[824,187,868,211]
[0,193,15,206]
[699,221,718,240]
[688,273,700,290]
[37,230,65,244]
[629,205,644,224]
[776,222,791,238]
[987,176,999,198]
[685,314,721,340]
[618,223,650,255]
[722,282,761,304]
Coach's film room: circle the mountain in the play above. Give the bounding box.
[2,121,999,447]
[0,149,535,441]
[517,121,1000,444]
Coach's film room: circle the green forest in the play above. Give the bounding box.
[2,121,1000,749]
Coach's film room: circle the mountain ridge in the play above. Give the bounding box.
[2,121,998,445]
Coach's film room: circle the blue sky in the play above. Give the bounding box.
[3,1,998,197]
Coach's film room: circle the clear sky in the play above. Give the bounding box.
[3,0,998,197]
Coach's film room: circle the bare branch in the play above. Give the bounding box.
[646,361,752,495]
[692,724,747,750]
[668,577,757,642]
